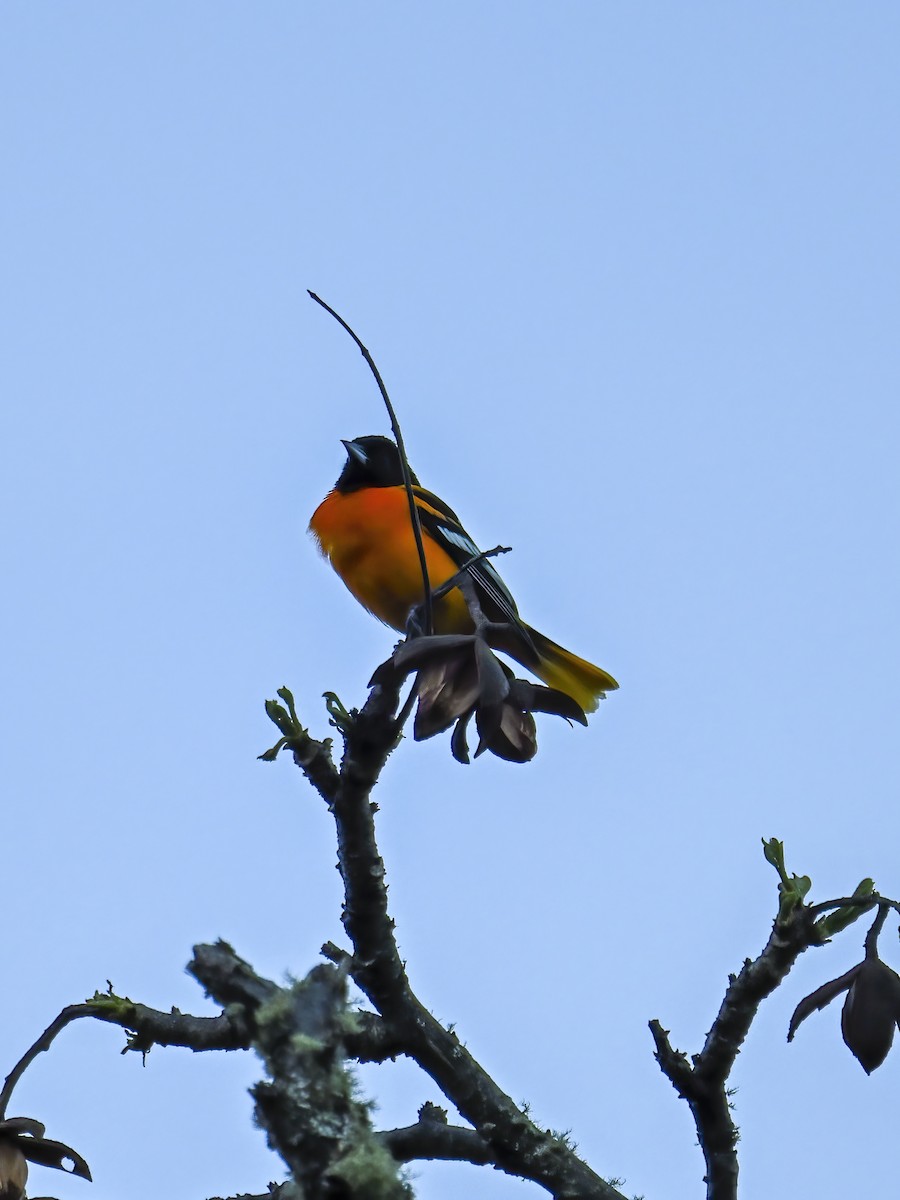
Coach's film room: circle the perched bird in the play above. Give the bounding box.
[309,435,618,713]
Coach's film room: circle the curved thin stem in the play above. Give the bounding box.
[0,1004,94,1118]
[864,902,891,956]
[308,291,434,635]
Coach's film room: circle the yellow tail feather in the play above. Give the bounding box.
[526,626,619,714]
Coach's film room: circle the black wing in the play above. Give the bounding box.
[412,486,522,626]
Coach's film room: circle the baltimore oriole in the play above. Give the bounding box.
[309,435,618,713]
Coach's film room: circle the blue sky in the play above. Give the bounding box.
[3,5,900,1198]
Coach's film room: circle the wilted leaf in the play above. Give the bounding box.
[507,680,587,726]
[788,964,860,1042]
[0,1120,45,1140]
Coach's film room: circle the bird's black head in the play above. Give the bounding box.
[335,435,421,492]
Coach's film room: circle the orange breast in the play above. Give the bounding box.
[309,486,472,633]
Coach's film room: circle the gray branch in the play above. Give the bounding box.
[650,901,820,1200]
[378,1112,495,1166]
[311,682,628,1200]
[189,941,410,1199]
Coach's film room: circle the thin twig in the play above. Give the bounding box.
[0,1004,95,1117]
[394,678,419,731]
[864,903,891,955]
[428,545,511,604]
[807,895,889,918]
[0,995,251,1121]
[308,291,434,635]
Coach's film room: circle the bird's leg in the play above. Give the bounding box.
[403,605,429,640]
[404,545,512,638]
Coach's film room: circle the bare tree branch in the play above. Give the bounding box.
[0,1005,95,1118]
[650,899,822,1200]
[190,941,410,1199]
[94,1003,250,1055]
[0,995,250,1120]
[378,1113,495,1166]
[302,682,629,1200]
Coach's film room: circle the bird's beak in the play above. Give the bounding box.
[341,438,368,466]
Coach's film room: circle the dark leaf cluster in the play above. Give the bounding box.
[789,906,900,1074]
[0,1117,91,1200]
[372,632,586,763]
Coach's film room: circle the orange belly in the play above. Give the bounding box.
[309,486,473,632]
